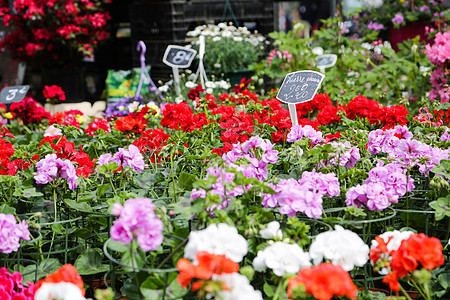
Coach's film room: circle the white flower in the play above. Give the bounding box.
[222,30,232,38]
[253,241,311,276]
[35,282,86,300]
[309,225,369,271]
[206,88,213,94]
[212,36,222,42]
[214,273,263,300]
[205,81,216,89]
[44,125,62,137]
[127,101,139,113]
[217,80,230,89]
[259,221,283,240]
[233,37,243,42]
[420,66,431,73]
[311,47,324,56]
[214,63,222,69]
[175,96,184,104]
[184,223,248,262]
[185,81,196,89]
[158,85,169,92]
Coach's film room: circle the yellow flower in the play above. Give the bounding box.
[147,103,161,116]
[76,115,85,124]
[4,112,13,119]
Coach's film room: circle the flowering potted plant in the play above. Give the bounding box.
[354,0,449,51]
[0,0,111,68]
[187,22,267,84]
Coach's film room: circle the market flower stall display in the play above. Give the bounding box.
[0,6,449,300]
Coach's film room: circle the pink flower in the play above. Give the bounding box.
[0,214,30,254]
[392,13,404,24]
[110,198,163,251]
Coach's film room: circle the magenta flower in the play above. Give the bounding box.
[368,22,384,31]
[0,268,35,299]
[110,198,163,252]
[0,214,30,254]
[392,13,404,24]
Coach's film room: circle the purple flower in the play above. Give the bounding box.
[113,145,145,172]
[287,125,322,144]
[368,22,384,31]
[34,154,58,184]
[97,153,113,167]
[110,198,163,252]
[0,214,30,254]
[392,13,404,25]
[263,177,325,219]
[328,141,361,169]
[441,127,450,141]
[34,154,79,190]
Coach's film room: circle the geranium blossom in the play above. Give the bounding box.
[34,153,79,190]
[110,198,163,252]
[253,241,311,276]
[309,225,369,271]
[214,273,263,300]
[287,263,357,300]
[0,214,30,254]
[184,223,248,263]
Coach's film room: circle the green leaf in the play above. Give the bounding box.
[96,184,111,198]
[75,248,109,275]
[22,187,43,198]
[51,223,64,235]
[0,204,16,214]
[23,258,62,282]
[264,282,275,297]
[107,239,129,253]
[71,228,92,239]
[438,272,450,290]
[178,172,197,190]
[64,199,93,213]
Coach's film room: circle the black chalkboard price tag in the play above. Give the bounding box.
[0,85,29,103]
[276,71,325,104]
[162,45,197,68]
[316,54,337,69]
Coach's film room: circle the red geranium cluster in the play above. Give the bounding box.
[370,233,444,292]
[345,95,408,127]
[0,0,111,66]
[43,85,66,102]
[0,126,35,175]
[85,117,111,136]
[287,263,358,300]
[177,251,239,295]
[187,84,205,101]
[9,97,51,125]
[133,128,171,163]
[49,111,82,129]
[161,102,208,132]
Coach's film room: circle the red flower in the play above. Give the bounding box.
[287,263,357,300]
[316,104,345,125]
[176,251,239,289]
[345,95,383,124]
[187,85,205,100]
[34,264,85,296]
[10,97,51,125]
[231,77,252,93]
[382,271,400,292]
[133,128,171,162]
[296,93,332,118]
[114,115,146,133]
[85,117,111,136]
[43,85,66,102]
